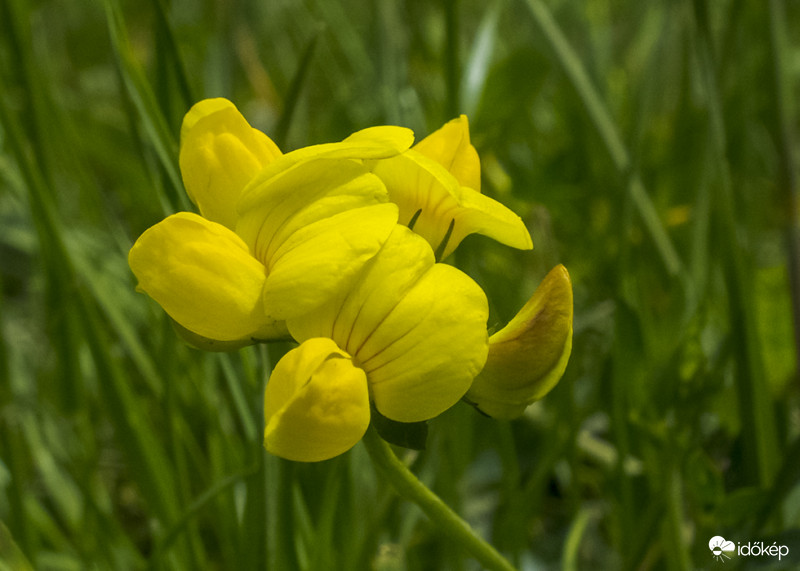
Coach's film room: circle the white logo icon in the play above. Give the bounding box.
[709,536,735,562]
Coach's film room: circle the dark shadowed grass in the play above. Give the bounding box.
[1,0,799,569]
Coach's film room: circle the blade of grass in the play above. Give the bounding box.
[150,0,195,110]
[218,353,259,443]
[309,459,344,570]
[0,520,35,571]
[104,0,188,212]
[70,251,164,396]
[0,40,87,413]
[522,0,684,279]
[561,507,594,571]
[663,463,690,571]
[443,0,461,118]
[461,0,503,119]
[77,294,182,524]
[689,0,779,487]
[766,0,800,374]
[273,26,323,149]
[150,463,259,564]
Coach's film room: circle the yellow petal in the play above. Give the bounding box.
[262,203,398,321]
[288,226,489,423]
[236,157,398,321]
[359,261,488,422]
[179,98,281,229]
[264,338,370,462]
[466,265,573,419]
[449,186,534,258]
[237,158,390,264]
[370,150,532,259]
[128,212,282,342]
[288,224,434,350]
[238,125,414,204]
[413,115,481,192]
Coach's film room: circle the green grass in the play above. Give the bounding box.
[1,0,799,569]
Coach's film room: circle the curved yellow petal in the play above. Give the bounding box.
[238,125,414,205]
[449,187,533,258]
[359,262,488,422]
[179,98,281,229]
[370,150,532,259]
[288,225,434,348]
[288,226,489,423]
[128,212,282,342]
[262,203,398,321]
[466,265,573,419]
[235,156,399,321]
[413,115,481,192]
[264,338,370,462]
[236,158,390,264]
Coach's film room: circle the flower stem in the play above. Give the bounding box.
[362,426,517,571]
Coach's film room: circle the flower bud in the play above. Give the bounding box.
[466,265,573,419]
[264,338,370,462]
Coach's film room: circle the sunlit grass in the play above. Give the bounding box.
[1,0,799,569]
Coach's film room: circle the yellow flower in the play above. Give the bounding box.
[465,265,573,419]
[370,116,532,259]
[129,98,414,344]
[263,226,489,461]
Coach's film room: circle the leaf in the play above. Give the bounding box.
[0,521,34,571]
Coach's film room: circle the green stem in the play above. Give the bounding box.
[362,427,517,571]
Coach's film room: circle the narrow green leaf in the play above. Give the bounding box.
[522,0,683,278]
[462,0,503,118]
[0,521,35,571]
[104,0,187,211]
[273,26,324,149]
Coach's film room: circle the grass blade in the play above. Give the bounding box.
[522,0,683,278]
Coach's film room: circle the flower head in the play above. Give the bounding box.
[128,98,572,463]
[465,265,573,419]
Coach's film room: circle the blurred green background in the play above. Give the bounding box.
[1,0,799,569]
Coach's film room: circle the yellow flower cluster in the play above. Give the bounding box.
[129,98,573,461]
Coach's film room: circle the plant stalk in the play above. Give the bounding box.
[362,426,517,571]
